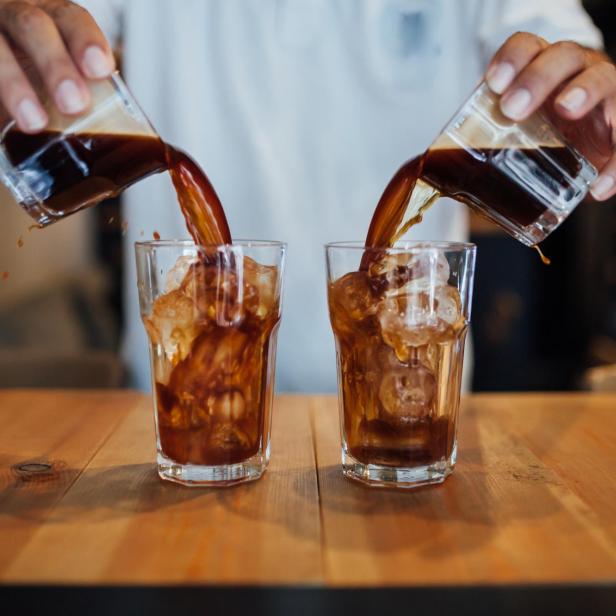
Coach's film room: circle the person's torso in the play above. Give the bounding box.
[118,0,484,391]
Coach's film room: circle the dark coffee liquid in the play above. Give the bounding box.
[349,417,454,467]
[165,145,231,247]
[3,131,231,246]
[153,293,280,466]
[328,269,464,470]
[365,146,580,251]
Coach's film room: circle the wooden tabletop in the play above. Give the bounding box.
[1,390,615,612]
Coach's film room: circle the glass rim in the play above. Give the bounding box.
[437,80,596,174]
[135,238,287,250]
[325,240,476,253]
[1,70,155,142]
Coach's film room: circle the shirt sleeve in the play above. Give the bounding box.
[478,0,604,64]
[74,0,124,48]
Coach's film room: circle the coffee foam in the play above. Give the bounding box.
[46,105,154,136]
[431,90,562,150]
[45,78,155,136]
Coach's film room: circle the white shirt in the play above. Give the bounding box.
[80,0,601,392]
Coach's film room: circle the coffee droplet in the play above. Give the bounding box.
[153,231,161,240]
[2,271,9,281]
[533,244,551,266]
[17,236,24,248]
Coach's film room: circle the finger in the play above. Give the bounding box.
[590,154,616,201]
[0,33,47,131]
[498,41,590,121]
[43,1,115,79]
[554,62,616,120]
[486,32,549,94]
[0,2,90,115]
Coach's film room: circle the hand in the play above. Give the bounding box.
[485,32,616,201]
[0,0,115,132]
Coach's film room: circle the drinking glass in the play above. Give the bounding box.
[326,241,476,488]
[429,81,597,246]
[136,240,286,486]
[0,72,161,226]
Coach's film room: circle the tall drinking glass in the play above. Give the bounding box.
[326,241,476,488]
[136,240,286,486]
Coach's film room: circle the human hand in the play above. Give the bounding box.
[486,32,616,201]
[0,0,114,132]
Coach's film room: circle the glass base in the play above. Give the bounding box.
[519,208,567,247]
[157,451,268,487]
[20,200,54,226]
[479,207,562,248]
[342,445,456,489]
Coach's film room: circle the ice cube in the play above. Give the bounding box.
[367,252,413,295]
[368,252,412,279]
[165,255,197,293]
[180,260,213,295]
[242,257,279,318]
[376,293,433,357]
[329,271,377,328]
[144,290,198,361]
[174,255,279,325]
[208,389,246,421]
[176,261,217,320]
[180,260,245,325]
[376,282,464,357]
[170,329,249,394]
[367,249,450,298]
[210,330,250,378]
[408,249,450,285]
[378,364,436,422]
[434,285,462,325]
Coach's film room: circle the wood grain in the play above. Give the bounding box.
[0,390,136,576]
[1,393,322,584]
[1,390,615,587]
[310,393,616,586]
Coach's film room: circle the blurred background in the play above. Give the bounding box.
[0,0,614,391]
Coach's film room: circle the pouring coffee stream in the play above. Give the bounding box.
[362,145,571,268]
[3,78,594,265]
[2,130,231,248]
[1,128,558,283]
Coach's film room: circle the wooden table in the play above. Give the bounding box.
[1,390,615,615]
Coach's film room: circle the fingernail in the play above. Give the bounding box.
[591,174,615,200]
[486,62,515,94]
[83,46,112,79]
[501,88,532,120]
[56,79,87,114]
[16,98,47,131]
[557,87,588,113]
